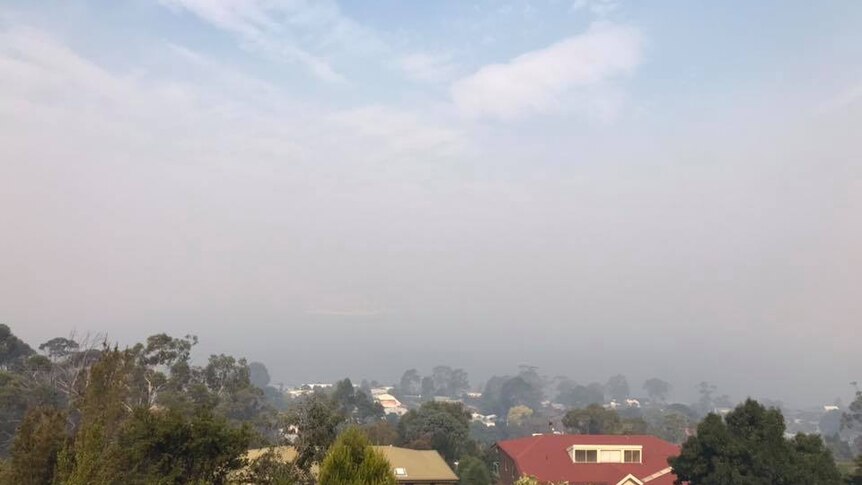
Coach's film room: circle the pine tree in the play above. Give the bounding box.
[3,406,67,485]
[318,427,396,485]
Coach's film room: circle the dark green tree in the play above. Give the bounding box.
[398,401,471,462]
[0,324,34,370]
[3,406,67,485]
[458,455,491,485]
[284,393,345,472]
[670,399,842,485]
[563,405,623,434]
[318,426,396,485]
[113,407,252,484]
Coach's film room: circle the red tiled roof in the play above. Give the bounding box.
[497,434,680,485]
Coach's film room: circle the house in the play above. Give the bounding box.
[495,434,680,485]
[243,445,457,485]
[375,446,459,485]
[374,393,408,416]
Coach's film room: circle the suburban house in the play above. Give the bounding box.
[243,445,457,485]
[495,434,680,485]
[375,446,459,485]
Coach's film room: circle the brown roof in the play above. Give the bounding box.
[244,445,457,483]
[373,446,458,483]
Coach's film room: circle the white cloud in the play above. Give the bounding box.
[450,22,643,121]
[399,52,456,83]
[158,0,381,84]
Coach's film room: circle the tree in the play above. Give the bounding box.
[642,378,671,402]
[670,399,843,485]
[318,426,396,485]
[249,361,272,389]
[458,456,491,485]
[0,324,34,370]
[331,378,384,423]
[606,375,629,402]
[2,406,67,485]
[284,394,345,472]
[362,420,398,445]
[398,401,472,462]
[506,405,533,427]
[62,345,137,485]
[849,453,862,485]
[38,337,80,362]
[238,447,303,485]
[398,369,421,396]
[563,405,622,434]
[431,366,470,398]
[113,407,252,484]
[556,380,604,409]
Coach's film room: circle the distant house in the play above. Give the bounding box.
[243,445,457,485]
[374,393,408,416]
[495,434,680,485]
[375,446,458,485]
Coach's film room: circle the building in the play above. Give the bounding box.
[495,434,680,485]
[374,392,408,416]
[244,445,457,485]
[374,446,459,485]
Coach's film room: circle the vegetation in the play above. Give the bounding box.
[318,427,395,485]
[0,324,858,483]
[670,399,843,485]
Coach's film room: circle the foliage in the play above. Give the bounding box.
[0,324,35,370]
[431,366,470,398]
[397,369,421,396]
[606,375,629,402]
[114,407,252,484]
[284,393,345,472]
[2,406,67,485]
[481,373,543,417]
[398,401,471,462]
[642,378,671,402]
[849,453,862,485]
[236,447,304,485]
[506,405,533,427]
[318,426,396,485]
[670,399,843,485]
[331,378,384,423]
[362,420,398,445]
[249,362,272,389]
[458,455,491,485]
[555,380,604,409]
[562,404,644,435]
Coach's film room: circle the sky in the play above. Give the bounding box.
[1,0,860,407]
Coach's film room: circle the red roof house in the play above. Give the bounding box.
[495,434,680,485]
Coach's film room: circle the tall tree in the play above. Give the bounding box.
[0,324,34,370]
[318,426,396,485]
[642,378,671,402]
[284,394,345,472]
[2,406,67,485]
[398,369,421,396]
[670,399,843,485]
[606,375,629,402]
[249,361,272,389]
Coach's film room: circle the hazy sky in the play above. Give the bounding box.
[1,0,860,407]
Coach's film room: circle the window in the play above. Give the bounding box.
[574,449,598,463]
[624,450,641,463]
[394,467,407,476]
